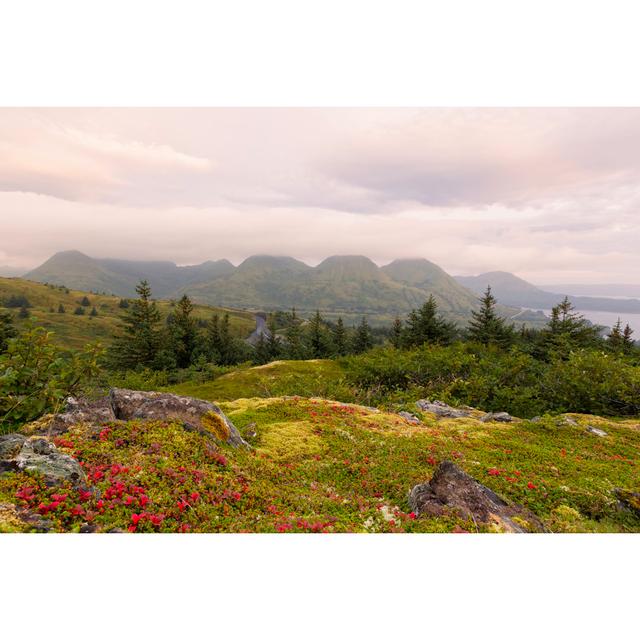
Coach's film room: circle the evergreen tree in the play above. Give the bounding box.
[80,296,91,307]
[285,308,306,359]
[206,314,222,362]
[90,306,98,317]
[118,298,130,309]
[57,304,65,314]
[253,333,270,365]
[607,318,625,353]
[332,317,348,356]
[404,295,455,347]
[622,323,635,353]
[170,295,197,368]
[0,310,17,353]
[5,295,30,309]
[18,305,30,319]
[109,280,162,369]
[390,316,403,349]
[307,310,329,358]
[73,306,85,316]
[216,313,244,365]
[266,320,281,361]
[541,297,601,354]
[352,316,373,354]
[467,286,513,346]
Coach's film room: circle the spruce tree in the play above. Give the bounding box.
[110,280,162,369]
[206,314,222,362]
[542,297,601,354]
[57,304,65,314]
[404,295,455,347]
[285,308,306,359]
[253,333,270,365]
[307,310,329,358]
[391,316,403,349]
[607,318,624,352]
[90,306,98,317]
[467,286,513,346]
[0,310,17,353]
[352,317,373,354]
[622,323,635,353]
[80,296,91,307]
[332,317,348,356]
[170,295,197,368]
[118,298,130,309]
[73,306,85,316]
[266,320,281,361]
[18,305,30,319]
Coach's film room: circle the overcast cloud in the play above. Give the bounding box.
[0,107,638,284]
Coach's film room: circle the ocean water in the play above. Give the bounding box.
[534,309,640,334]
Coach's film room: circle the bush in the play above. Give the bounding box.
[0,327,103,432]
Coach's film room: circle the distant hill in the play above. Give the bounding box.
[27,251,561,326]
[0,277,254,351]
[26,250,234,298]
[539,283,640,299]
[456,271,640,313]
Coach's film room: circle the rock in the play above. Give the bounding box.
[244,422,258,438]
[408,460,545,533]
[480,411,514,423]
[0,502,52,532]
[42,395,117,435]
[530,416,541,423]
[398,411,421,424]
[13,438,87,487]
[614,489,640,518]
[0,433,27,459]
[586,426,607,437]
[563,416,578,426]
[416,399,470,419]
[109,388,248,447]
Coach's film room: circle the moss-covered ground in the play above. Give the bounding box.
[2,394,638,533]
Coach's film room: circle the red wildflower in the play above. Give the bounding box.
[139,495,150,508]
[427,456,437,466]
[128,525,137,533]
[487,468,501,476]
[190,492,200,502]
[149,514,164,527]
[409,512,417,520]
[527,482,537,490]
[131,513,143,525]
[177,499,188,512]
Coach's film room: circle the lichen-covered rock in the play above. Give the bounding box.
[109,388,248,447]
[416,399,470,419]
[586,426,608,437]
[614,488,640,518]
[408,460,545,533]
[0,502,53,532]
[13,438,87,487]
[398,411,421,424]
[0,433,27,459]
[33,395,117,436]
[481,411,514,423]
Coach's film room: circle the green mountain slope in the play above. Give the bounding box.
[456,271,640,313]
[0,277,254,350]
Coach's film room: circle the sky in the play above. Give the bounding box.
[0,107,639,284]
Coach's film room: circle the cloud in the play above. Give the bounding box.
[0,110,213,203]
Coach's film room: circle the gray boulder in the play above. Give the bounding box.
[416,399,470,419]
[398,411,421,424]
[586,426,608,437]
[408,460,544,533]
[11,438,86,487]
[481,411,514,423]
[0,433,27,459]
[109,388,248,448]
[41,395,117,436]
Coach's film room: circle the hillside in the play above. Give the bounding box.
[26,250,234,298]
[1,384,638,533]
[26,251,484,325]
[0,277,255,350]
[457,271,640,313]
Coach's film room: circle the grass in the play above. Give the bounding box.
[0,277,255,350]
[1,395,638,533]
[165,359,350,402]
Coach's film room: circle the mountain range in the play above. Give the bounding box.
[25,250,487,324]
[24,250,638,325]
[456,271,640,313]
